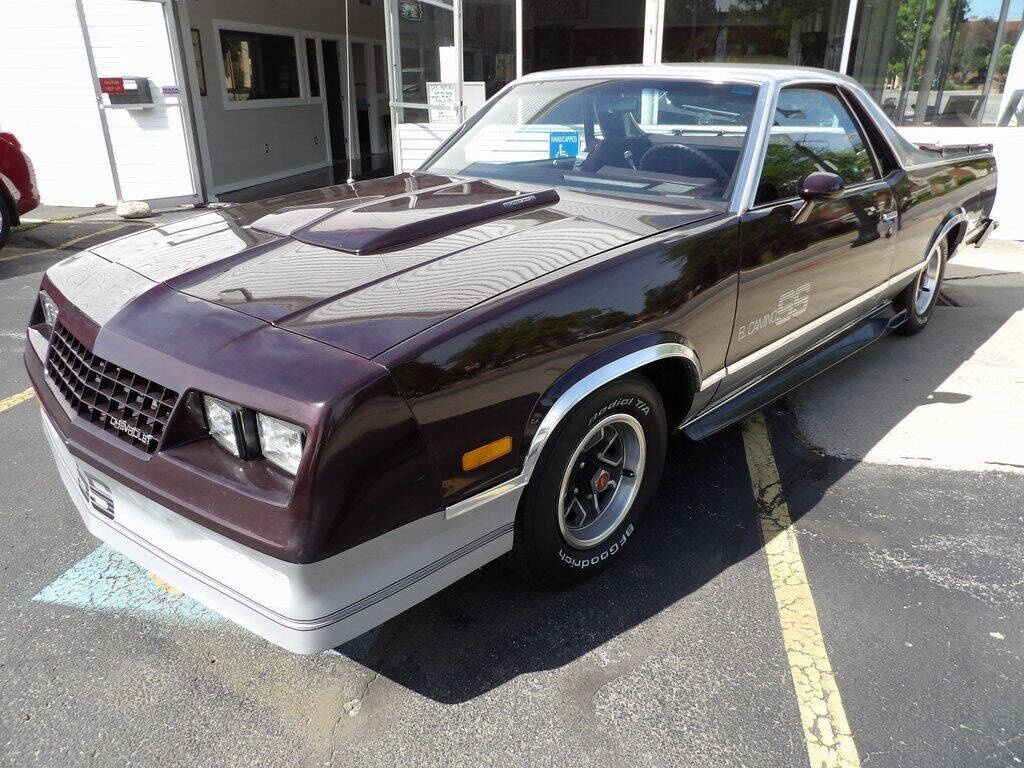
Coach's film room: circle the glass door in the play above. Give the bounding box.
[387,0,457,125]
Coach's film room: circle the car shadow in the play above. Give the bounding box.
[345,425,766,704]
[341,256,1020,705]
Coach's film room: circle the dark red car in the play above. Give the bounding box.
[26,66,997,653]
[0,131,40,248]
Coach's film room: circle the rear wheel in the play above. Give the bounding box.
[509,376,667,586]
[0,194,12,249]
[895,235,947,335]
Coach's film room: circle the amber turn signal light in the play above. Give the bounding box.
[462,436,512,472]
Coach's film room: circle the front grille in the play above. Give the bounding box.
[45,323,179,453]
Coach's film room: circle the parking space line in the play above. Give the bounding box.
[741,412,862,768]
[0,387,34,414]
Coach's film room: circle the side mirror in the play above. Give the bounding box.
[799,171,845,200]
[792,171,845,223]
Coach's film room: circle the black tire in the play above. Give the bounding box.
[0,194,12,250]
[509,376,667,587]
[895,235,947,335]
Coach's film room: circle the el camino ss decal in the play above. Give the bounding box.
[738,283,811,340]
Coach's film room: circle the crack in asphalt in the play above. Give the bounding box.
[944,271,1008,281]
[326,629,395,766]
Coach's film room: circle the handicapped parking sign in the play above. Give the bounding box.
[549,131,580,159]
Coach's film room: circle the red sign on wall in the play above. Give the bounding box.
[99,77,125,95]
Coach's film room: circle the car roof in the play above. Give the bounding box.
[515,62,854,88]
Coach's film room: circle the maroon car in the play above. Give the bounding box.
[25,65,996,653]
[0,131,41,248]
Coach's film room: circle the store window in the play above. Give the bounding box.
[220,29,300,101]
[522,0,646,74]
[662,0,850,69]
[849,0,1024,126]
[397,1,454,123]
[463,0,516,98]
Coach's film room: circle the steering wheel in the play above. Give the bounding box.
[639,143,731,186]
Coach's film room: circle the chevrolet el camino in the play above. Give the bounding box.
[25,65,997,653]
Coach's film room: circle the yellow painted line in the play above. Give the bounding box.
[148,572,184,597]
[741,412,861,768]
[0,387,35,414]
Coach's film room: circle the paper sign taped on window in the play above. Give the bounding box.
[549,132,580,159]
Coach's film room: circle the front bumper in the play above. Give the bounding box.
[41,408,517,654]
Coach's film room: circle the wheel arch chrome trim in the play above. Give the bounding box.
[932,210,970,254]
[445,342,701,520]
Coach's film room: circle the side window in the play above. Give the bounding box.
[755,87,878,206]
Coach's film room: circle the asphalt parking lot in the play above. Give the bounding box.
[1,219,1021,767]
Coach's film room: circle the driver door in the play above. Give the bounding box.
[722,85,897,394]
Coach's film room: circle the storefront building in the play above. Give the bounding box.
[1,0,1021,235]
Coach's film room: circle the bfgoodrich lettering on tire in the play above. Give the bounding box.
[510,376,667,586]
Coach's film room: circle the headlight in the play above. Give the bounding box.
[202,395,243,457]
[39,290,59,326]
[256,413,305,476]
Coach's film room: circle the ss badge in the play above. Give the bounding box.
[77,468,115,520]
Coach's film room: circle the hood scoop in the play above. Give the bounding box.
[292,180,559,254]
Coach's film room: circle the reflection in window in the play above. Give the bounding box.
[425,78,759,206]
[756,87,876,206]
[463,0,516,98]
[849,0,1024,126]
[522,0,645,74]
[221,29,300,101]
[662,0,850,68]
[398,2,454,120]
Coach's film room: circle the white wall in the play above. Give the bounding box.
[0,0,116,206]
[899,127,1024,241]
[0,0,196,206]
[84,0,196,203]
[396,123,456,172]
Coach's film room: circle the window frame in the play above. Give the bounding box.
[213,19,311,111]
[750,83,884,210]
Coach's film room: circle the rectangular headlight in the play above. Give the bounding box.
[256,412,305,476]
[202,395,242,457]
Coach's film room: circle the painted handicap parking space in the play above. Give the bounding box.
[33,545,221,625]
[33,545,378,659]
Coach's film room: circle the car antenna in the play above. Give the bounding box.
[344,0,356,185]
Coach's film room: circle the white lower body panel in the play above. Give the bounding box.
[41,410,517,654]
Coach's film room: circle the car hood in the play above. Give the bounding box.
[84,173,720,358]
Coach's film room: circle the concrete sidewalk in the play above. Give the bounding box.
[792,239,1024,474]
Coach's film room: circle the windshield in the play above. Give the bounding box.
[423,78,760,207]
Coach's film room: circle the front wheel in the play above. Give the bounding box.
[509,376,667,586]
[895,235,947,335]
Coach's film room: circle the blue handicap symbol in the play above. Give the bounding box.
[549,131,580,159]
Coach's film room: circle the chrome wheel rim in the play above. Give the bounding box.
[557,414,646,550]
[915,242,943,315]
